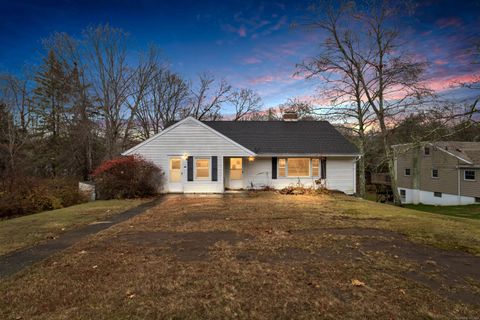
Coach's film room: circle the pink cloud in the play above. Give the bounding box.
[433,59,448,65]
[249,75,277,85]
[436,17,463,29]
[247,71,305,85]
[241,56,262,64]
[424,73,480,92]
[238,25,247,37]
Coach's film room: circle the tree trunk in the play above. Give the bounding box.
[358,145,366,198]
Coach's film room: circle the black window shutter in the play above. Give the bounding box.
[187,156,193,181]
[321,158,327,179]
[211,156,218,181]
[272,157,277,179]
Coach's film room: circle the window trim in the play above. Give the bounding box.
[404,168,411,176]
[464,170,476,181]
[431,169,439,179]
[424,146,431,156]
[194,157,211,180]
[277,158,314,178]
[278,158,287,177]
[311,158,320,177]
[286,158,311,178]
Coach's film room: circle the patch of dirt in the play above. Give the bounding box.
[112,231,252,261]
[182,212,228,222]
[236,246,362,264]
[293,227,480,305]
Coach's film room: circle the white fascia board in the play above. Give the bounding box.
[256,153,361,157]
[122,116,256,157]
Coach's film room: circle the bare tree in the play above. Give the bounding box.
[0,74,32,185]
[135,68,189,139]
[187,73,231,120]
[84,24,132,158]
[302,1,430,204]
[229,88,262,120]
[122,46,160,148]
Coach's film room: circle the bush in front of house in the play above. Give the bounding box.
[0,178,88,219]
[92,155,163,199]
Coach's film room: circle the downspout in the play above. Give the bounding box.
[457,160,461,205]
[353,155,362,196]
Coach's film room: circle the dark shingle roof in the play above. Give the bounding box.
[202,120,359,155]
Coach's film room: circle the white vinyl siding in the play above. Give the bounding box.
[125,118,251,193]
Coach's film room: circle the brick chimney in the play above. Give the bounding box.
[283,111,298,121]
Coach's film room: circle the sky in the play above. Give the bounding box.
[0,0,479,112]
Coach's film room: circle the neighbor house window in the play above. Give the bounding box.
[475,197,480,203]
[312,159,320,176]
[278,158,286,177]
[424,146,430,155]
[431,169,439,178]
[287,158,310,177]
[464,170,476,181]
[400,189,406,202]
[404,168,411,176]
[434,192,442,198]
[195,158,210,180]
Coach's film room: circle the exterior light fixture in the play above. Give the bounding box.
[248,156,255,162]
[182,153,189,160]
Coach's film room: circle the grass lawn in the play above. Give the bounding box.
[0,199,148,256]
[405,203,480,220]
[1,192,479,319]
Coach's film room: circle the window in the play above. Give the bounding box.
[431,169,438,178]
[287,158,310,177]
[404,168,411,176]
[434,192,442,198]
[169,158,182,182]
[400,189,406,202]
[475,197,480,203]
[278,158,286,177]
[424,146,430,155]
[195,158,210,179]
[464,170,476,181]
[230,158,242,180]
[312,159,320,176]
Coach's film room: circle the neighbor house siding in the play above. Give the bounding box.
[419,148,460,195]
[395,144,479,205]
[460,168,480,198]
[125,118,251,193]
[396,148,415,189]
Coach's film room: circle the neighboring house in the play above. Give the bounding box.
[122,114,360,194]
[394,142,480,205]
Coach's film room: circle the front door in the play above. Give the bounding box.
[229,157,243,189]
[168,157,183,192]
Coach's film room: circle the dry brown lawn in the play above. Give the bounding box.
[1,192,479,319]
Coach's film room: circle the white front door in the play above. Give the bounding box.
[168,157,183,192]
[229,157,243,189]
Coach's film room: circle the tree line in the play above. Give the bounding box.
[0,25,267,187]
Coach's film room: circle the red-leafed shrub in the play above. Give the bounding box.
[92,155,163,199]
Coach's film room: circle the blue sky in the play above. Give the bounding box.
[1,0,479,111]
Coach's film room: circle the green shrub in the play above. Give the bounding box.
[92,155,163,199]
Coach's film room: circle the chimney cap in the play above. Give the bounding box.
[283,111,298,121]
